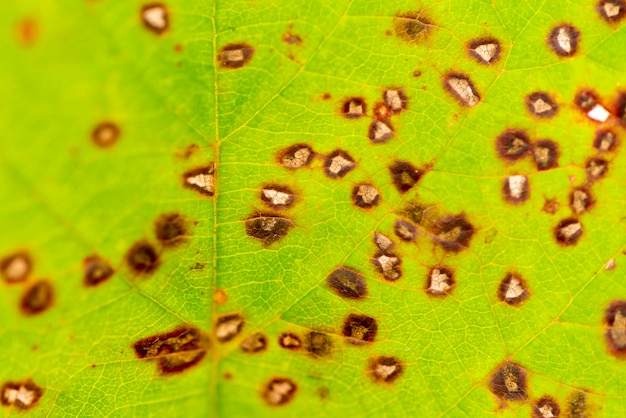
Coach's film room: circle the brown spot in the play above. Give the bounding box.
[1,252,32,284]
[468,37,502,65]
[368,120,395,143]
[569,187,593,214]
[305,331,332,357]
[433,213,475,252]
[223,372,233,380]
[352,183,380,208]
[133,326,210,374]
[326,266,368,299]
[596,0,626,23]
[533,396,561,418]
[219,43,255,69]
[371,251,402,281]
[324,149,356,178]
[342,97,366,119]
[183,164,215,197]
[260,184,296,210]
[1,379,43,410]
[543,197,560,215]
[586,157,609,180]
[393,10,435,44]
[373,232,396,253]
[240,332,268,354]
[83,255,114,287]
[278,332,302,350]
[489,362,528,401]
[389,160,423,193]
[567,391,589,418]
[383,88,408,113]
[594,129,618,152]
[191,262,207,270]
[173,43,183,53]
[282,28,302,45]
[575,90,601,113]
[503,175,530,204]
[321,93,332,100]
[91,122,120,148]
[262,377,297,406]
[215,313,245,343]
[413,70,422,77]
[394,219,417,241]
[373,102,392,121]
[534,140,559,171]
[369,356,403,384]
[443,72,480,107]
[213,289,228,305]
[20,280,53,316]
[547,25,580,57]
[155,213,189,247]
[342,314,378,344]
[244,213,294,247]
[526,92,559,118]
[278,144,314,169]
[426,266,455,296]
[15,18,38,47]
[616,91,626,125]
[554,218,583,246]
[497,272,530,305]
[126,241,160,275]
[141,3,169,35]
[604,300,626,356]
[318,387,329,400]
[496,130,532,162]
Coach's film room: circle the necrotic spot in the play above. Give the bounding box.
[219,43,255,69]
[20,280,53,316]
[426,266,455,296]
[596,0,626,22]
[278,144,314,169]
[497,272,529,305]
[526,92,559,118]
[444,72,480,107]
[383,88,408,113]
[278,332,302,350]
[394,219,417,241]
[1,379,43,410]
[263,377,297,406]
[126,241,160,275]
[183,164,216,197]
[489,362,528,401]
[215,313,245,343]
[141,3,169,35]
[83,255,114,287]
[594,129,617,152]
[326,266,368,299]
[569,187,593,214]
[155,213,189,247]
[342,314,378,344]
[389,160,422,193]
[468,37,502,65]
[368,120,394,143]
[240,332,268,354]
[369,356,403,383]
[604,300,626,356]
[533,396,561,418]
[433,213,475,252]
[342,98,366,119]
[352,183,380,208]
[133,326,209,374]
[554,218,583,246]
[324,149,355,178]
[393,11,434,44]
[586,157,608,180]
[547,25,580,57]
[261,184,296,210]
[502,175,530,204]
[1,251,32,284]
[371,251,402,281]
[244,214,294,247]
[305,331,332,357]
[534,140,559,170]
[92,122,121,148]
[496,130,532,162]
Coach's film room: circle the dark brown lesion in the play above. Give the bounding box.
[83,255,115,287]
[497,272,530,305]
[1,379,44,409]
[554,218,583,246]
[525,92,559,118]
[305,331,332,357]
[604,300,626,356]
[262,377,298,406]
[547,25,580,57]
[1,251,32,284]
[20,280,54,316]
[342,314,378,344]
[140,3,169,35]
[389,160,423,193]
[182,163,216,197]
[533,140,559,170]
[218,43,255,69]
[125,241,160,275]
[533,396,560,418]
[240,332,268,354]
[278,332,302,350]
[488,362,528,401]
[467,37,502,65]
[277,144,314,169]
[326,266,368,299]
[341,97,367,119]
[244,213,294,247]
[432,213,475,252]
[596,0,626,23]
[215,313,245,343]
[368,356,404,383]
[154,213,189,247]
[392,10,436,45]
[91,122,121,148]
[496,130,532,162]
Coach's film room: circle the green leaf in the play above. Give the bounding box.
[1,1,625,417]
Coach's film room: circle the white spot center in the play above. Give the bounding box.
[571,190,589,214]
[224,49,244,63]
[587,104,611,122]
[560,222,582,240]
[612,311,626,348]
[262,189,292,206]
[605,258,616,271]
[283,147,311,168]
[267,381,295,405]
[429,269,452,293]
[505,277,525,300]
[4,256,29,281]
[447,77,479,106]
[376,255,399,273]
[605,2,622,18]
[532,98,553,114]
[384,90,404,112]
[370,121,394,142]
[3,385,37,407]
[143,6,167,30]
[539,404,556,418]
[374,232,394,252]
[347,100,364,116]
[507,175,527,199]
[472,43,498,62]
[186,173,214,194]
[327,155,355,175]
[557,27,572,53]
[357,184,379,205]
[375,364,397,380]
[216,317,243,341]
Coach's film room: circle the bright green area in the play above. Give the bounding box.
[1,0,625,417]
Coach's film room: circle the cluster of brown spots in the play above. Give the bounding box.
[554,218,583,246]
[1,379,43,410]
[547,25,580,57]
[426,266,455,296]
[278,144,314,169]
[83,255,114,287]
[342,314,378,344]
[141,3,169,35]
[567,391,590,418]
[262,377,297,406]
[604,300,626,356]
[468,37,502,65]
[368,356,403,383]
[502,175,530,204]
[215,313,245,343]
[352,183,380,208]
[278,332,302,350]
[389,160,423,193]
[91,122,121,148]
[496,130,532,162]
[569,187,593,214]
[260,185,296,210]
[368,120,395,143]
[443,72,480,107]
[133,327,210,374]
[126,241,160,275]
[534,140,559,171]
[183,164,216,197]
[594,129,617,152]
[586,157,608,180]
[21,280,54,316]
[219,43,255,69]
[371,232,402,281]
[154,213,188,247]
[497,273,530,305]
[240,332,268,354]
[526,92,559,118]
[384,89,408,113]
[324,150,355,178]
[1,252,32,284]
[596,0,626,23]
[244,213,294,247]
[393,10,435,44]
[533,396,561,418]
[305,331,332,357]
[326,266,368,299]
[394,219,417,241]
[433,213,475,252]
[342,98,366,119]
[489,362,528,401]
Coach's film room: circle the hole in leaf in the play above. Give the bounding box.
[352,183,381,208]
[240,332,268,354]
[326,266,368,299]
[526,92,559,118]
[496,130,532,162]
[503,175,530,204]
[92,122,121,148]
[83,255,114,287]
[219,43,255,69]
[263,377,297,406]
[126,241,160,275]
[554,218,583,246]
[468,37,502,64]
[141,3,169,35]
[244,214,294,247]
[369,356,403,384]
[547,25,580,57]
[215,314,245,343]
[497,272,530,305]
[324,150,355,178]
[343,314,378,344]
[1,251,32,284]
[489,362,528,401]
[20,280,53,316]
[1,379,43,410]
[443,72,480,107]
[389,160,422,193]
